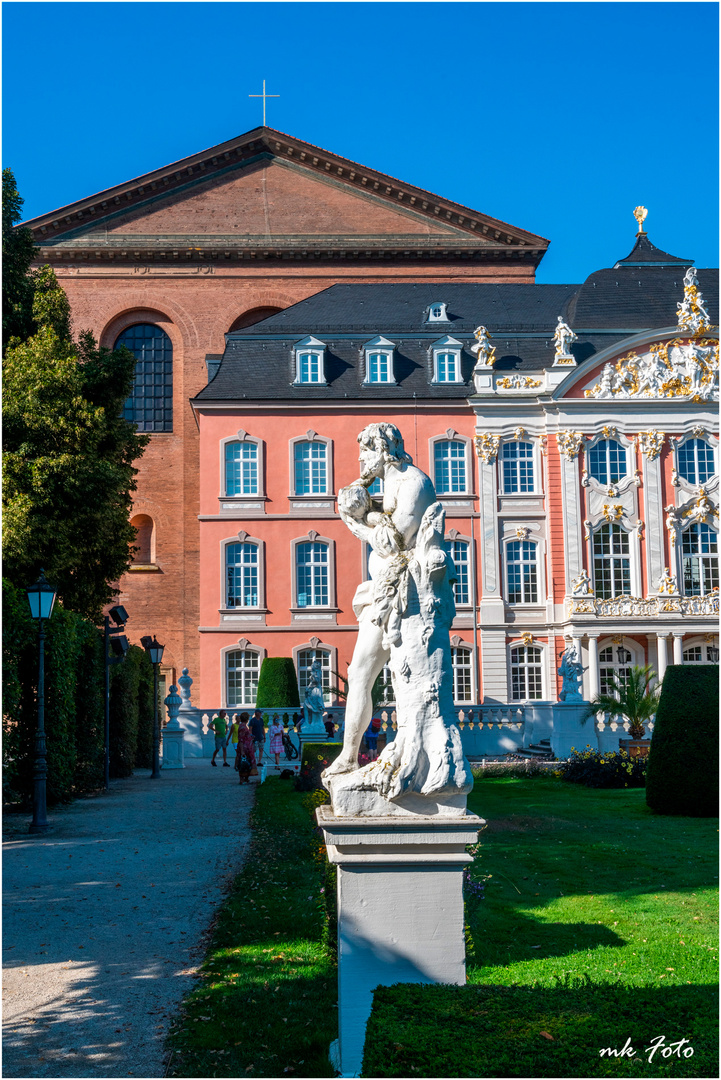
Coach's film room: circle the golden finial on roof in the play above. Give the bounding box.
[633,206,648,235]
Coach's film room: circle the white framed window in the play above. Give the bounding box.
[510,645,543,701]
[683,637,718,664]
[501,441,534,493]
[451,646,474,704]
[293,336,327,384]
[293,440,328,495]
[297,648,332,705]
[434,439,467,494]
[593,523,631,598]
[677,438,716,486]
[598,644,632,697]
[225,440,259,496]
[682,523,718,596]
[363,337,396,384]
[588,439,628,485]
[445,538,470,606]
[367,476,384,496]
[226,649,261,708]
[426,301,449,323]
[225,542,259,608]
[506,540,538,604]
[295,541,330,607]
[432,336,463,383]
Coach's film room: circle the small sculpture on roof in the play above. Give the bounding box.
[470,325,496,369]
[677,267,711,336]
[553,316,578,365]
[633,206,648,235]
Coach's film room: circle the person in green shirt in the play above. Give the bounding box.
[210,710,230,767]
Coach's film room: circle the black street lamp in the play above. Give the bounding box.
[616,643,632,666]
[104,605,129,789]
[708,644,720,664]
[26,570,57,834]
[142,636,165,778]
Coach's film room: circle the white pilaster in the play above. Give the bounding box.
[480,630,509,703]
[478,451,501,597]
[641,443,666,592]
[673,634,684,665]
[657,634,668,681]
[587,636,600,699]
[559,451,584,588]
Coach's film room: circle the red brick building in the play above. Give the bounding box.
[23,127,548,697]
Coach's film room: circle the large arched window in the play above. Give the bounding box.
[677,438,715,485]
[297,649,332,705]
[294,441,328,495]
[296,541,329,607]
[226,542,259,608]
[510,645,543,701]
[588,439,627,485]
[226,649,261,707]
[434,440,467,494]
[506,540,538,604]
[117,324,173,432]
[502,441,534,493]
[451,646,473,703]
[593,523,630,598]
[682,523,718,596]
[225,441,259,496]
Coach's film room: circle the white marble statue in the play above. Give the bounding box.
[657,567,679,595]
[323,422,472,815]
[571,569,593,596]
[553,316,577,359]
[303,657,327,734]
[470,325,496,368]
[587,338,718,401]
[558,644,585,703]
[677,267,711,335]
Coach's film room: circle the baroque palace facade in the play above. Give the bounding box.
[24,129,719,706]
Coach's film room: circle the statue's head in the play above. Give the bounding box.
[358,423,412,478]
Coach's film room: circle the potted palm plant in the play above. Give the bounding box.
[582,664,661,757]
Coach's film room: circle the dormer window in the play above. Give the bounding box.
[363,337,396,384]
[432,336,463,383]
[426,301,449,323]
[293,336,327,384]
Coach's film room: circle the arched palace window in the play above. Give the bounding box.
[117,324,173,432]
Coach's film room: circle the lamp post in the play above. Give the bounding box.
[26,570,57,834]
[104,606,129,789]
[616,642,632,666]
[142,636,165,778]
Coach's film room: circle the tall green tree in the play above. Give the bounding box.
[2,168,37,347]
[3,266,149,620]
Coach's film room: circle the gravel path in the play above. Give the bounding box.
[3,760,255,1078]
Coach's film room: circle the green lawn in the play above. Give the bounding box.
[465,777,718,991]
[168,775,718,1078]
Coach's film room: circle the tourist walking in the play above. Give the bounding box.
[324,711,336,739]
[210,710,230,766]
[268,714,284,765]
[235,713,256,781]
[364,717,382,761]
[249,708,265,764]
[226,714,241,769]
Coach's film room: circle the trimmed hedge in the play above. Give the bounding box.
[256,656,300,708]
[646,664,719,817]
[361,981,717,1077]
[2,578,155,803]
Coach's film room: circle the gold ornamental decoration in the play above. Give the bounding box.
[556,431,585,459]
[633,205,648,234]
[474,433,500,463]
[637,430,665,460]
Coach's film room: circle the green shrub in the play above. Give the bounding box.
[256,656,300,708]
[2,578,38,803]
[560,746,646,789]
[72,619,105,794]
[134,653,156,769]
[109,645,145,777]
[361,981,717,1077]
[646,664,719,817]
[295,741,342,792]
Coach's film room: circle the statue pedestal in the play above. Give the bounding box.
[551,700,594,760]
[161,726,185,769]
[316,806,482,1077]
[299,712,329,746]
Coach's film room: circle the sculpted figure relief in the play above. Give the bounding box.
[557,644,585,703]
[323,423,472,815]
[554,316,577,359]
[303,657,327,732]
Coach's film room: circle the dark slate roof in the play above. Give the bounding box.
[194,251,718,402]
[615,234,691,266]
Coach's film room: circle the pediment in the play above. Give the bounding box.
[23,127,548,263]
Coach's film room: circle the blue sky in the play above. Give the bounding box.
[3,1,718,283]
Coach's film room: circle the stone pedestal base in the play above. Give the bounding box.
[316,806,482,1077]
[551,700,594,759]
[161,727,185,769]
